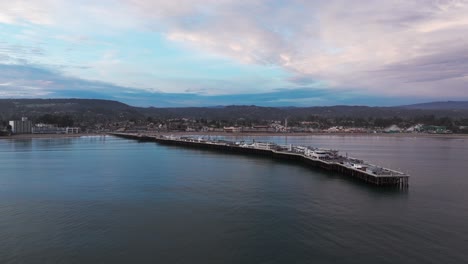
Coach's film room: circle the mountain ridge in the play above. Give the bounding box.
[400,101,468,110]
[1,99,468,123]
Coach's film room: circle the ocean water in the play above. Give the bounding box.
[0,135,467,263]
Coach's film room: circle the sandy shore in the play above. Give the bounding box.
[140,131,468,139]
[0,133,104,140]
[2,131,467,140]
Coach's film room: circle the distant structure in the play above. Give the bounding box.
[32,123,60,134]
[223,126,242,133]
[384,125,402,133]
[66,127,80,134]
[32,123,81,134]
[9,117,32,134]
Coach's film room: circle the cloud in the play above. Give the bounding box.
[0,0,56,25]
[1,1,468,99]
[0,63,426,107]
[128,0,468,97]
[0,64,121,97]
[0,42,46,60]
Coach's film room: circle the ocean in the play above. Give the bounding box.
[0,135,467,263]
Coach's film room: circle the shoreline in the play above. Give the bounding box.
[0,133,105,140]
[143,131,468,139]
[1,131,467,140]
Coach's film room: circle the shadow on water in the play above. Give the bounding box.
[137,140,409,196]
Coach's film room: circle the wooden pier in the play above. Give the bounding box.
[111,133,409,188]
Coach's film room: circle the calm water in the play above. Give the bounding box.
[0,135,467,263]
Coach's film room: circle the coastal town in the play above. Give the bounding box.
[1,99,467,137]
[0,116,460,136]
[0,117,81,136]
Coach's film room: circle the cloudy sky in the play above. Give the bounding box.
[1,0,467,106]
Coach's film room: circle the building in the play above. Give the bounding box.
[33,123,61,134]
[422,125,452,134]
[223,126,242,133]
[305,148,338,160]
[243,126,275,133]
[253,142,274,150]
[9,117,32,134]
[32,124,81,134]
[384,125,401,133]
[65,127,80,134]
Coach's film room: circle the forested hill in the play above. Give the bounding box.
[0,99,143,124]
[1,99,468,124]
[400,101,468,110]
[139,104,468,120]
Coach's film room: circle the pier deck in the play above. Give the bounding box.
[111,133,409,188]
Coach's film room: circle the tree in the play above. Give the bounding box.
[36,114,74,127]
[437,117,453,128]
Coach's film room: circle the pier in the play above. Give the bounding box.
[111,133,409,188]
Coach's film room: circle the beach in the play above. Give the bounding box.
[150,131,468,139]
[1,131,467,140]
[0,133,104,140]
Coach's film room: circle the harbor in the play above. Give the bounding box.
[111,133,409,188]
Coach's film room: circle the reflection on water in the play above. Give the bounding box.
[0,135,467,263]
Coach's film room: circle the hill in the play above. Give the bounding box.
[0,99,143,125]
[1,99,468,125]
[401,101,468,110]
[139,104,468,120]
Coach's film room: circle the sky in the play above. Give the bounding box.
[0,0,467,107]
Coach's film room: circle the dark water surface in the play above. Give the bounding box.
[0,135,467,263]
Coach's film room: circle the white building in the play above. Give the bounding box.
[253,142,274,150]
[305,148,338,159]
[9,117,32,134]
[32,124,81,134]
[406,124,423,132]
[33,123,61,134]
[384,125,401,133]
[223,126,242,133]
[66,127,80,134]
